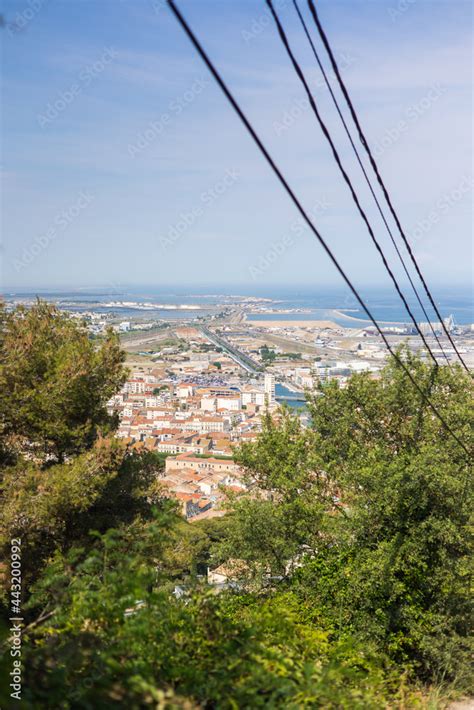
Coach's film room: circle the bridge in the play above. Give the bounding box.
[275,383,306,403]
[199,327,261,375]
[276,393,306,402]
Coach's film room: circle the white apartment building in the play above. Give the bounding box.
[177,384,195,398]
[124,380,146,394]
[201,396,217,412]
[166,455,242,476]
[216,395,241,411]
[241,387,268,407]
[264,374,275,404]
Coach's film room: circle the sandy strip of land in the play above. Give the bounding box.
[247,320,340,329]
[333,309,406,326]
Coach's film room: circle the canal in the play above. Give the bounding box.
[275,383,307,410]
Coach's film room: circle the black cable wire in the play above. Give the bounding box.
[166,0,471,457]
[307,0,471,375]
[291,0,452,368]
[266,0,439,368]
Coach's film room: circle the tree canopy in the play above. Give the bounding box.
[223,353,473,687]
[0,304,472,708]
[0,301,126,463]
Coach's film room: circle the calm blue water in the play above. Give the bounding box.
[275,383,307,410]
[2,285,472,325]
[244,286,473,326]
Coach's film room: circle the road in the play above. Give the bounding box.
[200,327,261,375]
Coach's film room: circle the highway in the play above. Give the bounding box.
[200,327,261,375]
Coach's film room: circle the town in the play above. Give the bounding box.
[99,303,473,521]
[6,293,472,522]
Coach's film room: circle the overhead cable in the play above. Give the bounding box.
[307,0,471,374]
[166,0,471,457]
[266,0,440,367]
[290,0,452,367]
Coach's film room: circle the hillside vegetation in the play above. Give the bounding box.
[1,303,472,708]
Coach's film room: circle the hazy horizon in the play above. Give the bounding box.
[2,281,472,295]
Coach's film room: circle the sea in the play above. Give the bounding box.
[2,285,473,326]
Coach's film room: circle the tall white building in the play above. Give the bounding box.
[264,374,275,405]
[443,314,455,333]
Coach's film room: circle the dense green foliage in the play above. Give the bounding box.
[228,354,473,689]
[219,413,332,578]
[16,517,427,709]
[1,303,472,708]
[0,301,126,463]
[260,345,277,363]
[0,304,166,587]
[305,355,473,685]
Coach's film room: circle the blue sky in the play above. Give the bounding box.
[1,0,472,290]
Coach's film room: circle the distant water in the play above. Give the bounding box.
[275,383,306,410]
[246,287,473,326]
[2,285,472,325]
[0,288,221,320]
